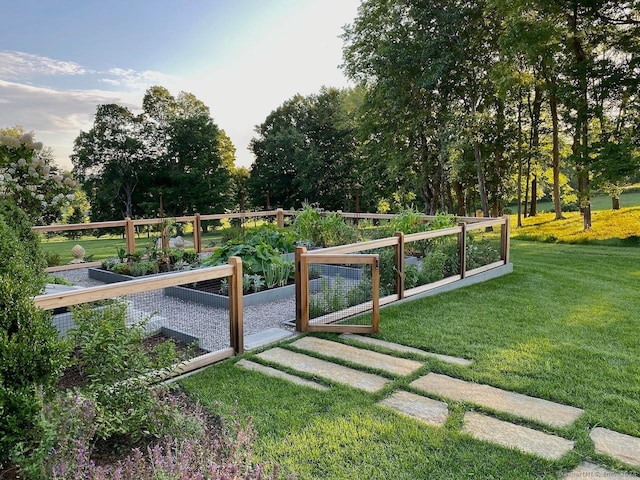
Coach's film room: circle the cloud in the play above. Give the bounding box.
[100,68,178,91]
[0,79,134,169]
[0,51,183,169]
[0,50,88,80]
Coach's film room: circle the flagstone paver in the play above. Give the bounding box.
[236,359,329,391]
[462,412,574,460]
[564,462,639,479]
[291,336,423,376]
[340,333,472,366]
[378,390,449,427]
[256,347,390,392]
[244,328,296,350]
[590,427,640,468]
[411,373,583,428]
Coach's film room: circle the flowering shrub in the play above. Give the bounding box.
[15,390,287,480]
[0,128,76,224]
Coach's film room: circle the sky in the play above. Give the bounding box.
[0,0,361,171]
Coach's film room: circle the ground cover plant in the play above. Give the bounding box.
[180,240,640,479]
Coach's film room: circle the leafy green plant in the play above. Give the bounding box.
[116,246,127,262]
[250,274,265,293]
[69,302,178,444]
[262,260,294,288]
[310,276,348,318]
[111,262,131,275]
[242,274,252,293]
[0,201,69,459]
[44,251,62,267]
[292,205,357,247]
[203,240,281,277]
[100,257,121,271]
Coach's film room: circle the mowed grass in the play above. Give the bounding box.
[516,189,640,213]
[511,206,640,245]
[179,241,640,479]
[39,231,224,264]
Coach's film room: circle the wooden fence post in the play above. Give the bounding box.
[501,215,511,264]
[125,217,135,254]
[276,208,284,228]
[161,221,169,250]
[458,222,467,279]
[228,256,244,355]
[193,213,202,253]
[394,232,405,299]
[295,245,307,332]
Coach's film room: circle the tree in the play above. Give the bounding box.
[0,127,76,224]
[144,88,233,216]
[248,88,362,210]
[72,105,149,220]
[342,0,512,216]
[73,87,236,221]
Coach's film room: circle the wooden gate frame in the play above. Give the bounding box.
[295,249,380,334]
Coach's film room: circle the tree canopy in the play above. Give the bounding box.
[336,0,640,226]
[72,87,234,221]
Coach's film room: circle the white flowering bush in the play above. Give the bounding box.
[0,129,76,224]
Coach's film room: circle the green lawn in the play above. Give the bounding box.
[39,231,224,264]
[515,189,640,214]
[180,241,640,479]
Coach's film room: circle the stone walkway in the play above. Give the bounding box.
[237,335,640,477]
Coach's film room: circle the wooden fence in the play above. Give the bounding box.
[34,257,245,380]
[33,209,499,272]
[295,216,510,331]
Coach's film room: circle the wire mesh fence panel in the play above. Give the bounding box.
[465,222,504,273]
[50,283,231,354]
[303,253,379,331]
[39,263,241,386]
[404,231,462,292]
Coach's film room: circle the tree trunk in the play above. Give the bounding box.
[549,84,563,220]
[529,175,537,217]
[517,92,523,228]
[474,142,490,217]
[525,84,543,219]
[453,181,466,216]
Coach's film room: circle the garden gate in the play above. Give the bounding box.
[295,246,380,333]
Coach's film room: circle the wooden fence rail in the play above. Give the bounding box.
[34,210,507,272]
[295,216,511,330]
[34,257,245,378]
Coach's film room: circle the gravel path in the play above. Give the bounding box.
[53,268,296,352]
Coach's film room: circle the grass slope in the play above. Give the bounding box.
[511,207,640,245]
[515,190,640,213]
[180,241,640,479]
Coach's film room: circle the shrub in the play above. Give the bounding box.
[0,203,69,460]
[45,251,62,267]
[292,205,357,247]
[69,302,178,445]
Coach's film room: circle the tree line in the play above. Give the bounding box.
[47,1,640,230]
[71,86,247,222]
[250,0,640,230]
